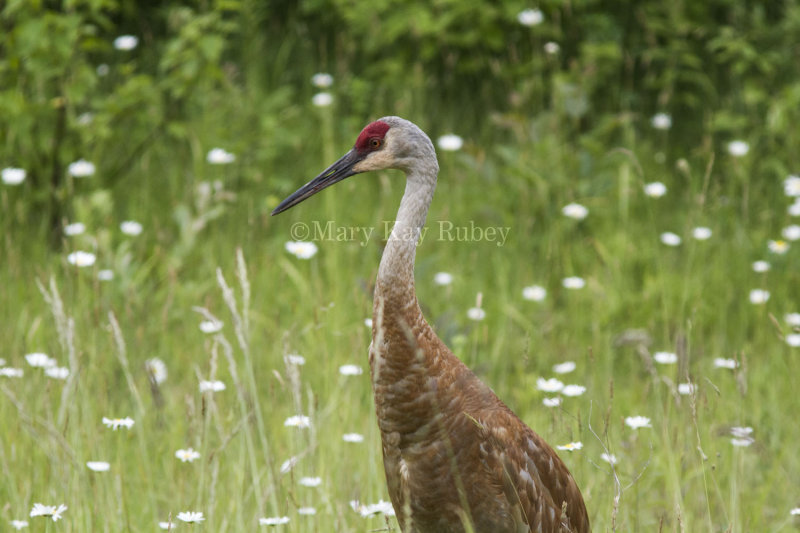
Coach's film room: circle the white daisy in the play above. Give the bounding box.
[785,313,800,327]
[120,220,143,236]
[64,222,86,236]
[297,507,316,516]
[467,307,486,321]
[285,354,306,366]
[552,361,576,374]
[713,357,738,369]
[86,461,110,472]
[68,159,96,177]
[102,416,135,430]
[768,239,789,254]
[364,318,373,328]
[285,241,318,259]
[260,516,291,525]
[67,250,97,267]
[342,433,364,443]
[1,167,26,185]
[536,377,564,393]
[29,503,67,521]
[434,272,453,285]
[727,140,749,157]
[677,382,696,395]
[749,289,770,304]
[543,41,560,54]
[284,415,311,428]
[790,200,800,217]
[199,380,226,392]
[0,368,24,378]
[783,175,800,197]
[791,507,800,516]
[654,351,677,364]
[660,232,681,246]
[339,364,363,376]
[562,203,588,220]
[437,134,463,152]
[600,452,618,465]
[10,519,29,529]
[543,397,562,407]
[279,456,299,474]
[113,35,138,50]
[77,112,94,126]
[312,92,333,107]
[45,367,69,380]
[175,448,201,462]
[177,511,204,523]
[145,358,167,384]
[351,499,396,517]
[782,225,800,241]
[752,260,770,272]
[517,8,544,26]
[730,426,753,438]
[650,113,672,130]
[562,384,586,397]
[556,441,583,451]
[692,227,712,240]
[562,277,586,289]
[643,181,667,197]
[206,148,235,164]
[786,334,800,347]
[299,476,322,487]
[199,320,223,333]
[311,73,333,88]
[522,285,547,302]
[25,353,56,368]
[624,415,652,429]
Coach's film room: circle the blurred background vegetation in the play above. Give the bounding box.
[3,0,800,245]
[2,1,800,531]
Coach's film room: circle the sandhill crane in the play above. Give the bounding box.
[273,116,590,532]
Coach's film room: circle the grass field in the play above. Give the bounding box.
[2,98,800,532]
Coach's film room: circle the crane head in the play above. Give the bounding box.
[271,116,436,215]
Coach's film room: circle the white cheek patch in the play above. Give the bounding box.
[354,150,394,173]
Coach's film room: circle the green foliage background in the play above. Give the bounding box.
[1,0,799,531]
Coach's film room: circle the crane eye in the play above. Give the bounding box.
[370,138,382,149]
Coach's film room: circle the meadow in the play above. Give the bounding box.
[2,2,800,531]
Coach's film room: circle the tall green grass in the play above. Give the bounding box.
[3,1,800,530]
[2,105,799,532]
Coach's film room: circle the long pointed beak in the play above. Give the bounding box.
[272,149,363,215]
